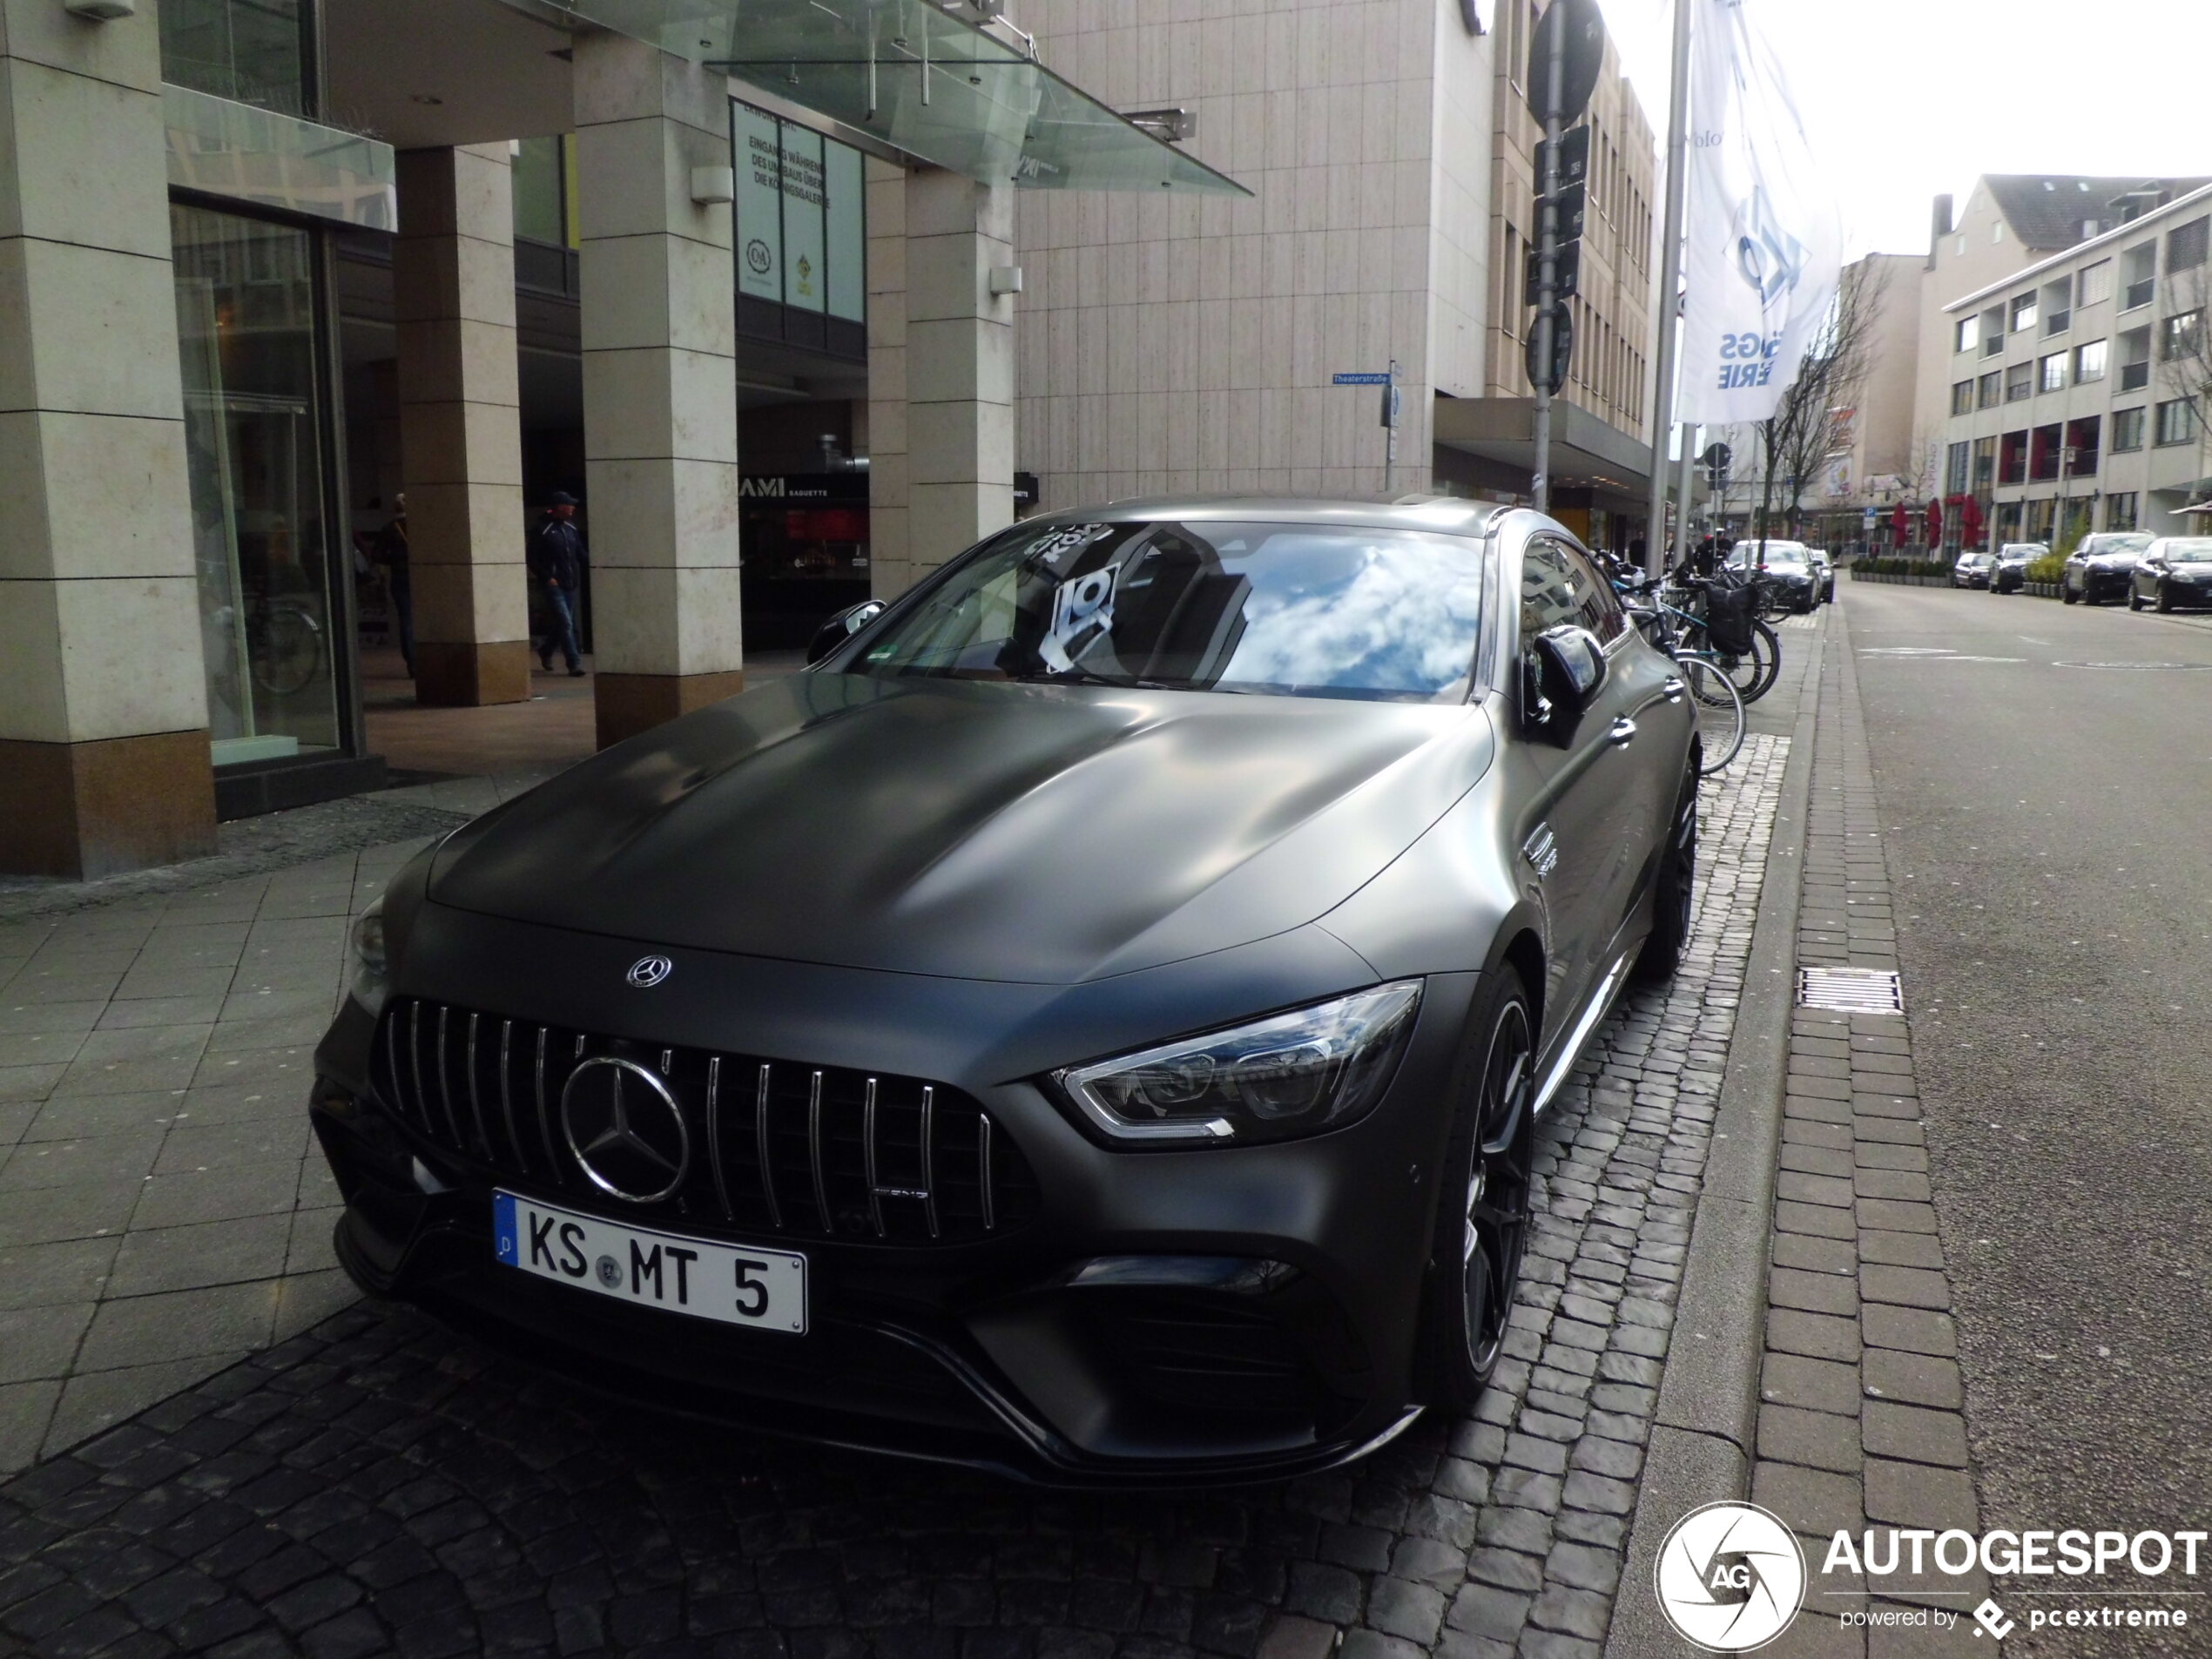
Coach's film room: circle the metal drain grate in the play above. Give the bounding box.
[1797,967,1903,1013]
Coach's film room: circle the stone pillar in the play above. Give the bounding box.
[0,0,216,876]
[394,144,528,705]
[573,34,741,748]
[903,168,1016,588]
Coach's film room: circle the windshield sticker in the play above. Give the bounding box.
[1039,562,1122,673]
[1024,524,1115,570]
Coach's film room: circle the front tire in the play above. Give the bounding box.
[2062,580,2080,604]
[1635,756,1699,982]
[1417,969,1537,1408]
[2129,588,2145,611]
[2156,583,2175,613]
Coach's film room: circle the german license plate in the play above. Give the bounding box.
[493,1191,806,1334]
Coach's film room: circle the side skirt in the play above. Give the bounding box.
[1529,946,1634,1116]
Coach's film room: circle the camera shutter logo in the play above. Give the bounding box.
[626,955,673,988]
[1654,1502,1805,1651]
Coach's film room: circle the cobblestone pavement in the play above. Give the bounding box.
[0,742,1791,1659]
[1749,612,1986,1657]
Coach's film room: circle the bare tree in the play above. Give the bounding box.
[1748,260,1886,558]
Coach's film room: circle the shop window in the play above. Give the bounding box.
[2106,493,2138,532]
[161,0,307,115]
[172,204,341,767]
[513,137,565,246]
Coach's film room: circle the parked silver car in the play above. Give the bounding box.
[1989,543,2047,595]
[1952,550,1997,590]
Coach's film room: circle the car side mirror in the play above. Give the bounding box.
[1521,624,1607,745]
[806,599,887,665]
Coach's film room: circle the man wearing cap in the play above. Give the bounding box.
[529,491,589,677]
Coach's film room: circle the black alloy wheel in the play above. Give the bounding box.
[2156,582,2175,613]
[1635,757,1698,982]
[1421,969,1537,1406]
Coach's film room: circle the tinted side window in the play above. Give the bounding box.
[1557,542,1627,644]
[1521,537,1623,645]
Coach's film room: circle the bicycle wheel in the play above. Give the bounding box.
[250,604,324,698]
[1679,657,1744,776]
[1719,617,1781,704]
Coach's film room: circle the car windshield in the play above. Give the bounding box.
[846,519,1487,702]
[2161,538,2212,561]
[2000,545,2044,558]
[1730,543,1806,568]
[1960,554,1992,565]
[2083,534,2152,556]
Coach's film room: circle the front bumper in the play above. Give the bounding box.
[311,914,1482,1486]
[2080,569,2131,601]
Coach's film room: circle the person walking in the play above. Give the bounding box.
[529,491,588,677]
[372,493,413,678]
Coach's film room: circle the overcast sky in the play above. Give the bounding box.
[1605,0,2210,260]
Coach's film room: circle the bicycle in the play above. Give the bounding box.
[1676,572,1781,704]
[1608,570,1745,777]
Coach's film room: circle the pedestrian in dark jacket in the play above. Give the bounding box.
[529,491,588,676]
[372,493,414,676]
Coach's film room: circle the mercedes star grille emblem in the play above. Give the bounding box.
[626,954,673,988]
[559,1055,691,1204]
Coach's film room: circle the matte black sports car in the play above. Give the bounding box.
[2062,531,2154,604]
[312,499,1700,1484]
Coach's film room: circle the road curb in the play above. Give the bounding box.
[1602,615,1827,1659]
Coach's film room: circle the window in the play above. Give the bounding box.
[2107,492,2139,532]
[2074,339,2108,383]
[2039,353,2067,393]
[2006,361,2033,401]
[172,204,341,767]
[2066,415,2101,476]
[2024,498,2055,543]
[1982,306,2006,356]
[1973,435,1997,489]
[159,0,308,115]
[2029,424,2062,481]
[1951,380,1974,415]
[2011,292,2038,334]
[2042,278,2072,334]
[2155,400,2198,447]
[2123,242,2156,309]
[2120,326,2153,390]
[1955,314,1979,354]
[1522,538,1624,646]
[512,137,568,247]
[2078,260,2113,307]
[2161,308,2203,362]
[1946,442,1971,495]
[1999,429,2028,484]
[2112,407,2146,452]
[1978,371,2002,409]
[2168,216,2209,273]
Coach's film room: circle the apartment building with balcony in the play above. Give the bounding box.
[1934,183,2212,548]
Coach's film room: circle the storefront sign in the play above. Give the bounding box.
[733,101,866,326]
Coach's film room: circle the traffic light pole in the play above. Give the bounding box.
[1642,0,1694,579]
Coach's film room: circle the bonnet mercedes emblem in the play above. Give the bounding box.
[560,1056,691,1204]
[626,954,672,988]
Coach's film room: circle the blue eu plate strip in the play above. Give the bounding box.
[493,1190,518,1264]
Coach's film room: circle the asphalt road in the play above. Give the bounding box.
[1838,581,2212,1622]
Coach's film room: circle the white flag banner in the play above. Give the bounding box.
[1675,0,1844,427]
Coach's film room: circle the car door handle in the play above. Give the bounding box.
[1660,676,1686,703]
[1606,716,1637,746]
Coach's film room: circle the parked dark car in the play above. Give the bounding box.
[2062,531,2155,604]
[1728,538,1817,611]
[311,499,1700,1485]
[2128,536,2212,611]
[1952,550,1996,590]
[1989,542,2047,594]
[1805,549,1835,604]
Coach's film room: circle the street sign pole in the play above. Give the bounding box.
[1529,42,1564,512]
[1642,0,1693,579]
[1676,424,1696,565]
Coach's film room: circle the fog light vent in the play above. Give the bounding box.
[1797,967,1903,1014]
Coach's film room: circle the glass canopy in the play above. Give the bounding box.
[552,0,1246,194]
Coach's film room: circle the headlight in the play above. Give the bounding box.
[350,897,388,1015]
[1055,981,1422,1146]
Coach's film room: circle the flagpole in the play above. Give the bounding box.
[1642,0,1694,580]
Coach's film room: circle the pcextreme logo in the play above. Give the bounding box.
[1655,1503,1806,1651]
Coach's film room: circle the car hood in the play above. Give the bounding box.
[426,673,1497,985]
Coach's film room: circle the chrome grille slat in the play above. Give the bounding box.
[862,1076,884,1238]
[979,1114,995,1232]
[807,1069,831,1231]
[755,1063,781,1229]
[465,1011,489,1157]
[920,1085,940,1240]
[499,1020,526,1173]
[705,1056,732,1220]
[368,999,1032,1244]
